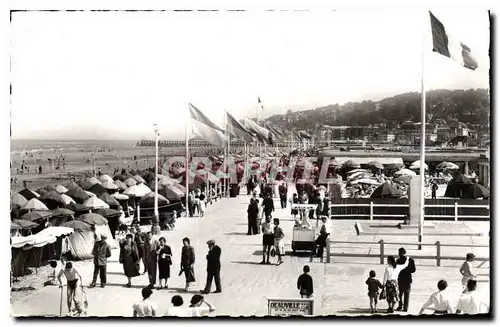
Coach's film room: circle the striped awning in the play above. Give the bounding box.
[333,157,404,166]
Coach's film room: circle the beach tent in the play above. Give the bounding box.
[370,182,403,199]
[59,220,95,260]
[66,186,91,204]
[444,172,473,198]
[22,198,49,211]
[18,189,40,201]
[11,233,59,277]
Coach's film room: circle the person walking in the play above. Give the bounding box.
[262,194,275,220]
[89,234,111,288]
[459,253,477,290]
[194,189,201,217]
[133,225,147,274]
[297,265,313,298]
[144,231,159,289]
[261,216,274,264]
[156,236,172,289]
[133,287,157,317]
[180,237,196,291]
[187,191,195,217]
[119,234,140,288]
[198,191,206,217]
[273,218,285,265]
[290,193,299,219]
[419,280,453,315]
[188,294,216,317]
[247,197,260,235]
[456,279,489,314]
[396,247,416,312]
[322,196,331,220]
[382,255,410,313]
[201,239,222,294]
[57,262,83,315]
[365,270,384,313]
[279,183,288,209]
[431,181,439,199]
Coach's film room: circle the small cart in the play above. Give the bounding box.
[290,204,318,254]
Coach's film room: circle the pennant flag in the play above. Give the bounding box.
[226,112,256,143]
[189,103,227,147]
[430,11,478,71]
[246,119,272,145]
[258,97,264,111]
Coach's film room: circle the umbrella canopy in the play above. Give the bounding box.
[111,192,129,200]
[343,160,361,168]
[13,219,39,230]
[65,181,80,191]
[21,210,52,222]
[367,161,384,170]
[94,208,122,218]
[124,178,137,187]
[98,193,120,207]
[162,184,185,201]
[464,183,490,199]
[39,191,66,207]
[11,222,21,231]
[83,196,110,209]
[51,207,75,218]
[139,192,170,209]
[347,171,373,181]
[159,176,181,186]
[77,213,108,226]
[44,185,57,192]
[437,161,459,170]
[352,178,381,186]
[88,183,107,196]
[450,172,472,184]
[66,186,90,204]
[409,160,428,170]
[113,179,127,190]
[102,181,118,191]
[133,175,146,184]
[66,202,89,213]
[87,176,101,185]
[346,169,369,175]
[55,185,69,194]
[98,174,114,184]
[23,198,49,211]
[123,185,147,197]
[370,182,403,199]
[11,193,28,207]
[77,179,94,190]
[18,189,40,201]
[136,183,152,194]
[60,194,76,205]
[394,168,417,177]
[61,220,92,232]
[36,188,48,196]
[394,175,413,184]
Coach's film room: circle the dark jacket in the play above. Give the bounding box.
[92,240,112,266]
[297,273,313,296]
[206,245,221,272]
[262,197,274,212]
[396,256,416,284]
[181,245,195,267]
[322,197,331,217]
[134,231,146,247]
[247,202,259,219]
[278,185,287,198]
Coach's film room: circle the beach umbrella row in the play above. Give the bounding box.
[437,161,459,170]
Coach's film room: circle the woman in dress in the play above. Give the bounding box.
[382,255,410,313]
[156,236,172,289]
[119,234,140,288]
[198,191,206,217]
[180,237,196,291]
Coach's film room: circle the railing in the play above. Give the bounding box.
[329,199,490,221]
[324,239,489,266]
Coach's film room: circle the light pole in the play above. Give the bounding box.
[151,124,161,235]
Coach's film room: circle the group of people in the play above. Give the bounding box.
[187,189,207,217]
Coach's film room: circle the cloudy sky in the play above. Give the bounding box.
[10,9,490,140]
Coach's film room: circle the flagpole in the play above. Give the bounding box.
[227,112,231,195]
[418,13,427,250]
[185,104,190,217]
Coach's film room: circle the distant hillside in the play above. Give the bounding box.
[265,89,490,130]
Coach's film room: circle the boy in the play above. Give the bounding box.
[297,265,313,298]
[365,270,383,313]
[133,287,157,317]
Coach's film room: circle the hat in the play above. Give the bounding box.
[190,294,204,305]
[207,239,215,245]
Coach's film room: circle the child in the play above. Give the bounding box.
[44,260,59,286]
[57,262,83,315]
[459,253,476,291]
[297,265,314,298]
[365,270,384,313]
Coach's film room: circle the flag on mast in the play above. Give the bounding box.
[429,11,478,71]
[226,111,256,143]
[246,119,273,145]
[189,103,227,147]
[257,97,264,111]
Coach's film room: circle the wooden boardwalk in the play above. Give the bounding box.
[11,188,490,317]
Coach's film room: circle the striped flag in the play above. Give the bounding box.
[189,103,227,147]
[226,112,256,143]
[430,11,478,71]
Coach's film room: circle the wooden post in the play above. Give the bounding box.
[369,201,374,220]
[454,202,458,221]
[435,241,441,267]
[326,236,331,263]
[379,239,384,265]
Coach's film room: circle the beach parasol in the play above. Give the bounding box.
[65,181,80,191]
[87,176,101,185]
[343,160,361,169]
[98,174,114,184]
[44,185,57,192]
[94,208,121,218]
[65,186,90,204]
[11,193,28,207]
[36,188,48,196]
[347,171,373,181]
[10,222,22,231]
[409,160,428,170]
[18,189,40,201]
[464,183,489,199]
[20,210,52,222]
[61,220,92,232]
[133,175,146,184]
[353,178,381,186]
[367,161,384,170]
[346,169,369,175]
[394,168,417,177]
[39,191,66,207]
[113,179,127,191]
[111,192,129,200]
[60,194,76,205]
[77,179,94,190]
[436,161,459,170]
[51,207,75,217]
[66,202,89,213]
[162,184,184,201]
[98,192,120,207]
[84,190,95,197]
[55,185,69,194]
[370,182,403,199]
[139,192,169,209]
[136,183,152,194]
[23,198,49,211]
[102,181,118,191]
[124,178,137,187]
[394,175,413,184]
[13,219,39,230]
[88,183,107,196]
[83,196,110,209]
[123,185,146,198]
[77,213,108,226]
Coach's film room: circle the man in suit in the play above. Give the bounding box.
[201,239,222,294]
[262,194,275,220]
[396,247,416,312]
[89,234,112,288]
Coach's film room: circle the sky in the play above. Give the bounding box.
[10,9,490,140]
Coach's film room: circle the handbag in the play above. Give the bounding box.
[379,289,386,300]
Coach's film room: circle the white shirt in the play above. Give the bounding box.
[133,299,156,317]
[457,291,489,314]
[420,290,453,313]
[167,306,190,317]
[188,306,214,317]
[383,259,409,284]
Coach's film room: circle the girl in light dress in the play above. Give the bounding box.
[382,255,410,313]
